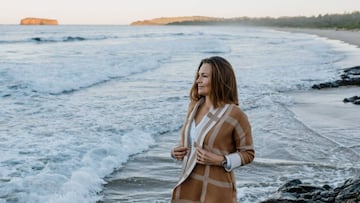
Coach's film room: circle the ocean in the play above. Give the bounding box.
[0,25,359,203]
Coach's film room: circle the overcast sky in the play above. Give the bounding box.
[1,0,359,25]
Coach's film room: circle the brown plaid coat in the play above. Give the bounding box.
[172,101,255,203]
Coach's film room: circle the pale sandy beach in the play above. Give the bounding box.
[287,87,360,153]
[289,87,359,129]
[276,27,360,155]
[274,27,360,47]
[274,27,360,125]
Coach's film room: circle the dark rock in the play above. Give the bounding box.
[334,178,360,203]
[312,66,360,89]
[343,96,360,103]
[343,65,360,75]
[312,66,360,105]
[343,96,360,105]
[323,185,332,190]
[278,179,303,190]
[261,177,360,203]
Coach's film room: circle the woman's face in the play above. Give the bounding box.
[196,63,212,97]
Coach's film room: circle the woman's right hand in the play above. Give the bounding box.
[171,146,189,161]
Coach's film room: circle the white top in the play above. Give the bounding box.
[189,117,206,160]
[189,111,242,172]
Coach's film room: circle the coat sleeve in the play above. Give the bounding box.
[180,101,196,146]
[232,109,255,166]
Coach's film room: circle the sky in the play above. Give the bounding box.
[1,0,359,25]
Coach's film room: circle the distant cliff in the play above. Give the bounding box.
[130,16,222,25]
[20,17,58,25]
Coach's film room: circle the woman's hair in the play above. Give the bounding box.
[189,56,239,108]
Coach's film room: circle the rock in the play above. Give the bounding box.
[312,65,360,105]
[261,177,360,203]
[343,65,360,76]
[312,66,360,89]
[343,96,360,105]
[335,178,360,203]
[20,17,58,25]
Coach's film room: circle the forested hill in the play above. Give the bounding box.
[130,16,221,25]
[131,12,360,29]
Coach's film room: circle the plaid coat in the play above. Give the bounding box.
[172,100,255,203]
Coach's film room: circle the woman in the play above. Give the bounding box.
[171,56,255,203]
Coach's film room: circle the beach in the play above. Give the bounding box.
[287,87,360,153]
[99,27,360,202]
[264,27,360,202]
[274,27,360,153]
[1,25,359,203]
[274,27,360,47]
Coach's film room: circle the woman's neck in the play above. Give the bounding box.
[203,97,213,109]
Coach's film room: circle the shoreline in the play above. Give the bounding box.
[277,27,359,149]
[98,26,360,203]
[273,27,360,47]
[264,27,360,202]
[287,86,360,132]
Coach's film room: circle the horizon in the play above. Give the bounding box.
[1,0,360,25]
[2,11,359,26]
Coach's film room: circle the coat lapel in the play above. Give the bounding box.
[175,102,230,187]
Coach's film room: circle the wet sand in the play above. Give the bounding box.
[288,87,359,129]
[276,28,360,202]
[287,87,360,154]
[276,27,360,153]
[98,130,180,203]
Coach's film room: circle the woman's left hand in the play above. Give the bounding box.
[196,147,224,166]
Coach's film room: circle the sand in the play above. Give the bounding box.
[275,27,360,149]
[274,27,360,47]
[288,87,359,131]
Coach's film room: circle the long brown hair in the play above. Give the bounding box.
[189,56,239,109]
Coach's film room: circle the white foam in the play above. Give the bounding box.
[0,130,154,203]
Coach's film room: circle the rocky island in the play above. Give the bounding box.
[20,17,58,25]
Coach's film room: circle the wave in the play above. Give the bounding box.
[0,39,27,44]
[3,54,166,96]
[0,35,114,45]
[106,176,174,189]
[0,129,155,203]
[6,74,127,96]
[202,50,228,54]
[47,77,112,95]
[130,31,205,39]
[33,35,111,43]
[31,36,88,43]
[254,158,340,169]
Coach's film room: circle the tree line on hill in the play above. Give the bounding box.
[168,11,360,29]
